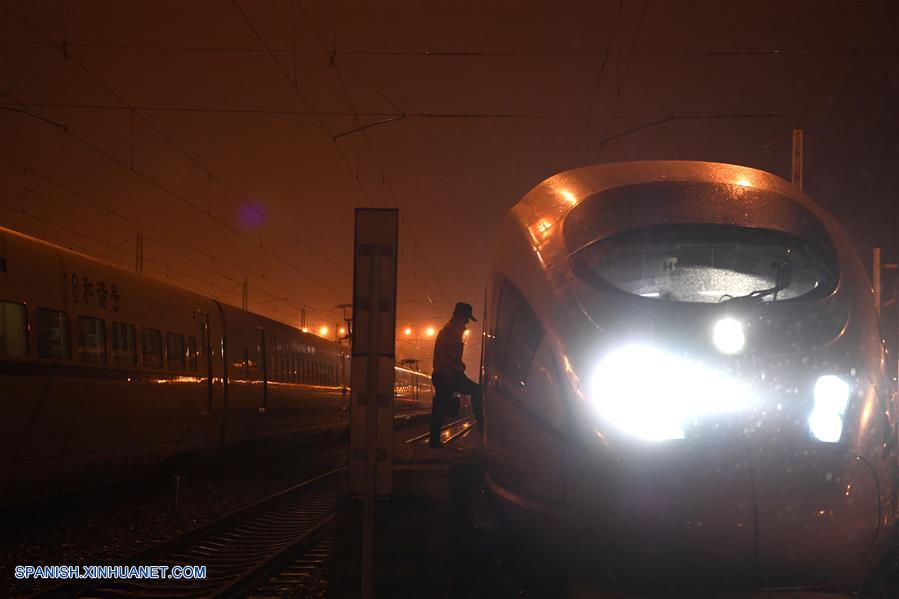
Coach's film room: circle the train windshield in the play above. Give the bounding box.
[571,224,838,303]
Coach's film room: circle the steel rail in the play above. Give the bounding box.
[402,416,474,444]
[29,468,344,599]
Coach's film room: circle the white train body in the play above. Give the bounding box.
[0,227,432,504]
[482,161,897,589]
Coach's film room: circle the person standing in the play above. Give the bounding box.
[429,302,483,447]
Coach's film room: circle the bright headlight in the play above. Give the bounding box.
[588,345,752,442]
[808,375,851,443]
[712,318,745,354]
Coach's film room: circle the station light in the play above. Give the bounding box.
[301,327,308,333]
[338,327,347,336]
[319,326,329,337]
[425,326,436,337]
[404,327,413,336]
[463,329,470,338]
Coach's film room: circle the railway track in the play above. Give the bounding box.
[32,469,342,599]
[403,416,478,446]
[239,418,479,596]
[30,416,474,599]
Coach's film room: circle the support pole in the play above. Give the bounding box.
[791,129,804,191]
[349,209,399,599]
[135,233,143,274]
[362,251,380,599]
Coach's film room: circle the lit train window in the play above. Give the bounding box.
[167,333,185,370]
[37,308,70,360]
[186,336,197,371]
[77,317,107,364]
[111,322,137,366]
[571,224,838,304]
[0,300,27,357]
[141,328,162,368]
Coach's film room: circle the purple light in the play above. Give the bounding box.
[239,203,266,228]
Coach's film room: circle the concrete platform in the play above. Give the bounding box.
[328,422,486,598]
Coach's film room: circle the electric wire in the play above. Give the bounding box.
[294,0,451,311]
[3,39,887,58]
[0,101,814,121]
[0,1,350,282]
[1,155,339,327]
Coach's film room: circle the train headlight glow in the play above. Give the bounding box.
[808,375,851,443]
[588,345,752,442]
[712,318,745,354]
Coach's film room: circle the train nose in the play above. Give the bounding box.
[751,447,881,587]
[593,445,881,588]
[594,448,756,585]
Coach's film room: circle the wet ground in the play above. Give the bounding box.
[0,437,348,597]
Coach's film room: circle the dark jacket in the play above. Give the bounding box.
[432,321,465,376]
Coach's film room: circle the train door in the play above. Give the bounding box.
[209,300,229,449]
[341,352,351,416]
[195,310,213,415]
[257,327,267,414]
[486,278,563,502]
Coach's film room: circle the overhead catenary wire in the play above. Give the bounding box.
[571,0,616,167]
[2,91,346,303]
[0,2,350,281]
[596,0,650,158]
[0,200,334,328]
[231,0,452,314]
[228,0,376,213]
[3,39,888,58]
[293,0,452,311]
[0,154,339,326]
[0,101,816,121]
[0,2,455,329]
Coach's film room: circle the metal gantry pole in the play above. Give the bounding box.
[349,209,398,599]
[362,250,380,599]
[791,129,804,191]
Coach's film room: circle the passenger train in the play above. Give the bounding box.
[0,226,433,505]
[482,161,898,590]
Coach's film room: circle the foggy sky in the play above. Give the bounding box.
[1,0,897,369]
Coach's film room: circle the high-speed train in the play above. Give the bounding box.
[482,161,897,590]
[0,226,433,505]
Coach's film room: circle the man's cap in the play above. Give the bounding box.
[452,302,477,322]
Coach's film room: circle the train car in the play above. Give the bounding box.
[394,365,435,413]
[481,161,897,590]
[0,226,433,505]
